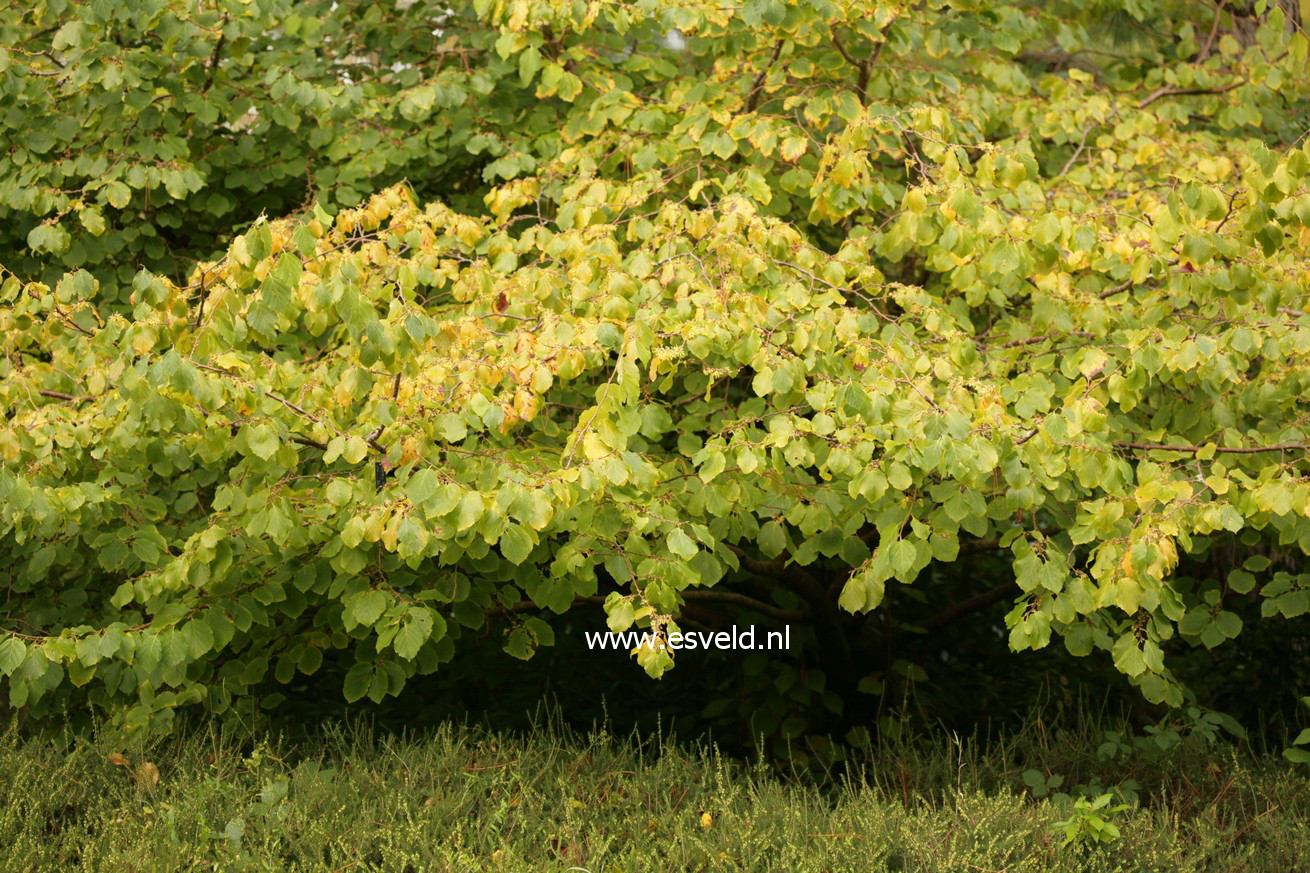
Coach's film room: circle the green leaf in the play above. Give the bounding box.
[499,524,534,565]
[667,528,698,560]
[343,663,373,703]
[758,521,787,558]
[1214,610,1242,639]
[512,491,554,531]
[347,590,388,628]
[246,425,279,460]
[0,638,26,676]
[298,646,323,676]
[406,469,439,505]
[1111,634,1147,677]
[949,188,983,223]
[340,517,366,549]
[105,180,131,209]
[606,599,635,632]
[396,517,429,556]
[326,479,354,507]
[504,626,536,660]
[698,450,726,483]
[455,491,484,531]
[888,540,916,577]
[247,223,273,262]
[428,484,462,518]
[393,608,434,659]
[887,463,913,491]
[366,669,390,703]
[439,414,467,442]
[342,437,368,464]
[838,566,884,613]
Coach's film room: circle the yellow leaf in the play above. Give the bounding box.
[1079,349,1108,378]
[582,431,609,460]
[1115,576,1142,614]
[830,157,857,187]
[131,327,156,355]
[780,137,808,162]
[530,367,553,394]
[136,761,160,788]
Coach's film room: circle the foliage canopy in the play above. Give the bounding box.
[2,0,1310,736]
[0,0,548,297]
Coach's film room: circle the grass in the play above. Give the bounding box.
[1,709,1307,871]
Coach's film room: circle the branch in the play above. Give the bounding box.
[30,284,97,337]
[1099,277,1135,298]
[1114,441,1308,454]
[831,34,874,103]
[1137,80,1242,109]
[1214,188,1243,232]
[1197,0,1227,62]
[195,363,344,441]
[725,544,855,687]
[724,544,786,577]
[482,595,608,617]
[365,372,403,452]
[917,582,1016,633]
[680,589,806,622]
[267,390,324,425]
[201,13,229,94]
[1055,121,1097,178]
[745,40,785,113]
[830,32,860,68]
[995,330,1095,348]
[192,267,218,328]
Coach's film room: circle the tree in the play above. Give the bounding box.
[1,0,1309,737]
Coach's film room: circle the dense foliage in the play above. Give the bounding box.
[0,0,550,297]
[2,0,1310,741]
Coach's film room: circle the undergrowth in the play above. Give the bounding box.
[1,708,1306,871]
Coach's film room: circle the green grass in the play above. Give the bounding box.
[2,712,1307,871]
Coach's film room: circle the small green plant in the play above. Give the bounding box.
[1052,793,1131,848]
[1099,706,1245,765]
[1180,706,1247,745]
[1074,776,1142,807]
[1022,768,1068,801]
[1285,697,1310,766]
